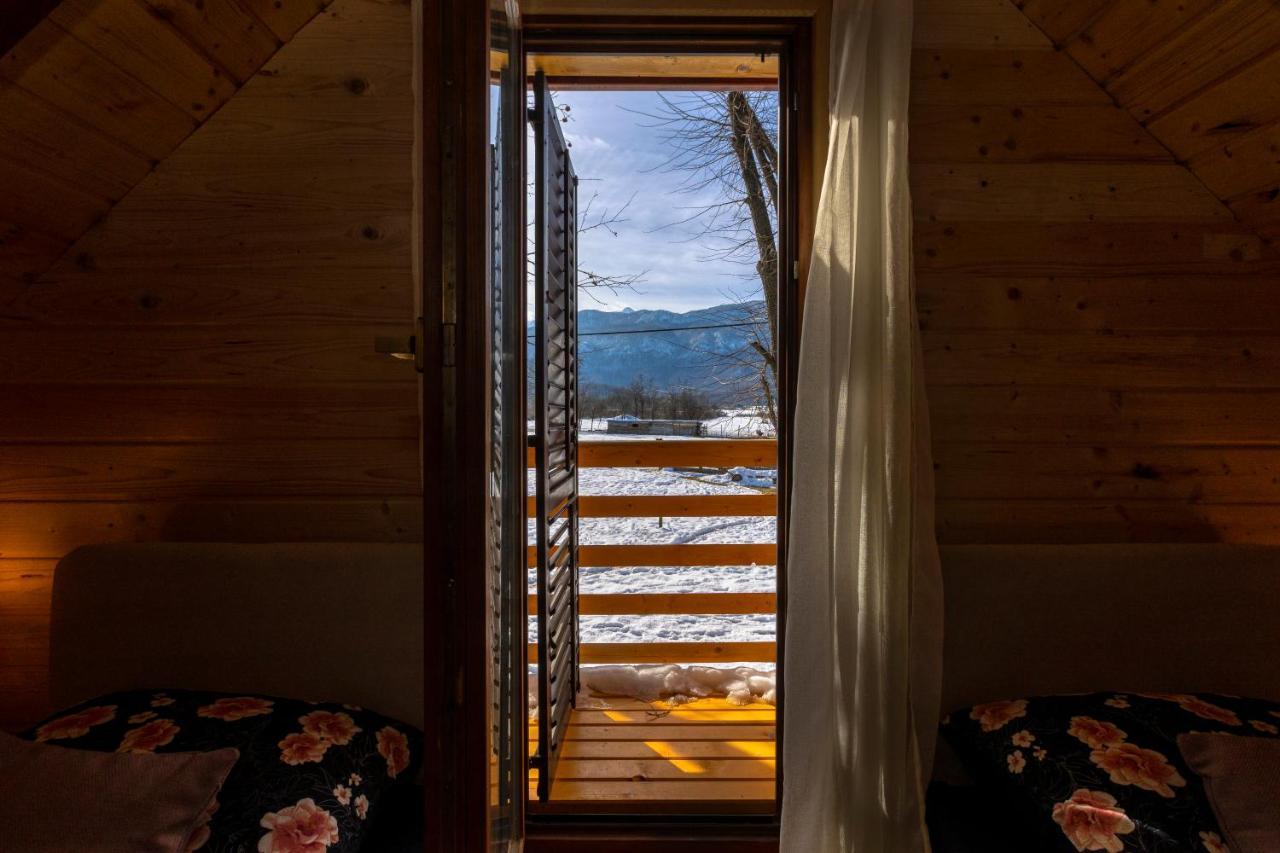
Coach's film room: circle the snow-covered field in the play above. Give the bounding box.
[703,410,776,439]
[528,425,778,688]
[579,410,776,440]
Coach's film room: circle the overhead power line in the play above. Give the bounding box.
[526,320,761,340]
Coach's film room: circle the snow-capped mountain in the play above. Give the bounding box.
[528,300,768,395]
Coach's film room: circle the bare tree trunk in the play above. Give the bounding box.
[648,91,781,430]
[742,100,779,213]
[757,365,778,430]
[728,92,779,426]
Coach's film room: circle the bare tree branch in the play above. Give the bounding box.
[633,90,781,427]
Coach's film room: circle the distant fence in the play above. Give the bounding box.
[581,415,776,440]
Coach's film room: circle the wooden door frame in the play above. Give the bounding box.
[421,0,499,849]
[521,15,813,844]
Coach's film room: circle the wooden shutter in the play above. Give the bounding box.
[531,70,580,802]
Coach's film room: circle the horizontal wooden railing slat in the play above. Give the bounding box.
[525,436,778,680]
[527,543,775,568]
[527,438,777,469]
[529,641,776,664]
[528,592,776,615]
[529,493,776,518]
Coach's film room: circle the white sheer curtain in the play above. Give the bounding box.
[780,0,943,850]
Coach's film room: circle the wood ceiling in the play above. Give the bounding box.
[1017,0,1280,242]
[0,0,333,288]
[5,0,1280,280]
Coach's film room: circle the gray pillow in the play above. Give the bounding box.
[0,731,237,852]
[1178,733,1280,853]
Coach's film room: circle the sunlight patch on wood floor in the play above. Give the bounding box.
[529,696,777,814]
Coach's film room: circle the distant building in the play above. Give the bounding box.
[605,415,705,437]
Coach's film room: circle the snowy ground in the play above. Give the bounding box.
[579,410,776,440]
[703,411,776,439]
[527,425,778,682]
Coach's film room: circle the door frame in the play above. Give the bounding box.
[421,0,513,849]
[521,15,813,843]
[424,6,814,846]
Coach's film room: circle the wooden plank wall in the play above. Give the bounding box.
[913,0,1280,546]
[0,0,332,289]
[0,0,418,730]
[6,0,1280,728]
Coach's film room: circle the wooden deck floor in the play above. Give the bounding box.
[529,696,777,814]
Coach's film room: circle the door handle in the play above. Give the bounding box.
[374,317,424,371]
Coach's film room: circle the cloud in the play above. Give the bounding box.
[564,133,612,152]
[527,89,775,314]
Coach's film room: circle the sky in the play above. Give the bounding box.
[546,89,775,314]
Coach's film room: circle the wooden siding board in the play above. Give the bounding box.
[1227,191,1280,243]
[1189,122,1280,202]
[0,325,414,384]
[911,48,1111,106]
[1065,0,1219,83]
[933,444,1280,502]
[49,0,238,120]
[1147,47,1280,160]
[911,164,1229,222]
[0,158,107,243]
[908,104,1170,164]
[0,83,152,202]
[913,0,1050,48]
[0,384,417,442]
[190,111,413,155]
[135,0,281,83]
[0,500,423,560]
[0,441,418,501]
[0,20,196,161]
[240,0,333,41]
[928,386,1280,446]
[923,331,1280,389]
[1015,0,1114,44]
[914,222,1277,276]
[1106,0,1280,120]
[917,276,1280,332]
[63,210,409,272]
[0,220,64,283]
[2,268,412,327]
[937,501,1280,545]
[136,158,411,214]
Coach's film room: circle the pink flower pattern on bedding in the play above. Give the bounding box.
[942,691,1280,852]
[20,688,420,853]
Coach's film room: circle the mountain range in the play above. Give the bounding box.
[527,300,767,398]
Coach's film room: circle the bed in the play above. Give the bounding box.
[27,542,425,852]
[929,544,1280,852]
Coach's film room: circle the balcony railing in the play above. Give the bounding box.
[527,438,778,666]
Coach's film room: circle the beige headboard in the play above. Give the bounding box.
[940,544,1280,714]
[49,543,423,728]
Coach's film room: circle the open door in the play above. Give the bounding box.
[422,0,526,850]
[530,70,581,802]
[487,0,527,844]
